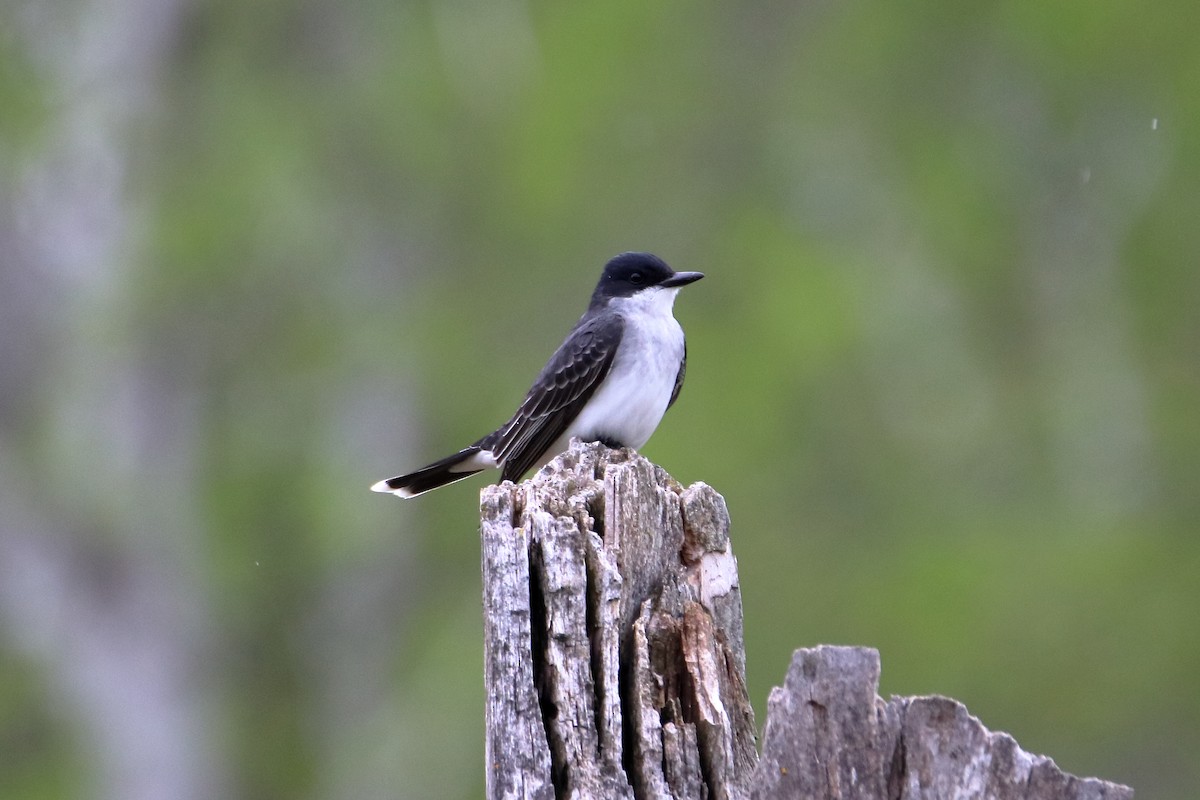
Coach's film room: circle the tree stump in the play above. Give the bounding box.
[479,441,1132,800]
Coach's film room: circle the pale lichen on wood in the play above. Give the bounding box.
[479,440,1132,800]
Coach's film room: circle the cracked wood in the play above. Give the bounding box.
[479,441,1133,800]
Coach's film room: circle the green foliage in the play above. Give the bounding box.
[3,0,1197,797]
[0,654,84,800]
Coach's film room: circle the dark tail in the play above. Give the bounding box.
[370,446,493,498]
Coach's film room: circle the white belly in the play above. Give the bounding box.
[540,296,686,466]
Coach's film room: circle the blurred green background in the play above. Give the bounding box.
[2,1,1196,798]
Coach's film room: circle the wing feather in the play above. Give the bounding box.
[668,341,687,409]
[481,314,624,482]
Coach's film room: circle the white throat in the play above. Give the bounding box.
[607,285,682,319]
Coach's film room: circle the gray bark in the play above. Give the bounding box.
[480,441,1132,800]
[751,646,1133,800]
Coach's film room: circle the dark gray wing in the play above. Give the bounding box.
[481,313,624,482]
[667,340,686,409]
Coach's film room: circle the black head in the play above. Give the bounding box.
[590,252,704,306]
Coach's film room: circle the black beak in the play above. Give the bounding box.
[661,271,704,288]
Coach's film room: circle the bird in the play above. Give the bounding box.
[371,252,704,498]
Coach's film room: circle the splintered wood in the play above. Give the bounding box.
[479,441,1132,800]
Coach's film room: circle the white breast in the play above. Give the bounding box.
[548,286,686,460]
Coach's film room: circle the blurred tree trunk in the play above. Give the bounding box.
[0,2,226,800]
[479,441,1134,800]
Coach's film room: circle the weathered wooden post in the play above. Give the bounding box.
[480,440,1132,800]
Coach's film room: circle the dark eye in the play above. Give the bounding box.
[629,272,644,285]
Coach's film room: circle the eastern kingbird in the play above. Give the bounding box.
[371,252,704,498]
